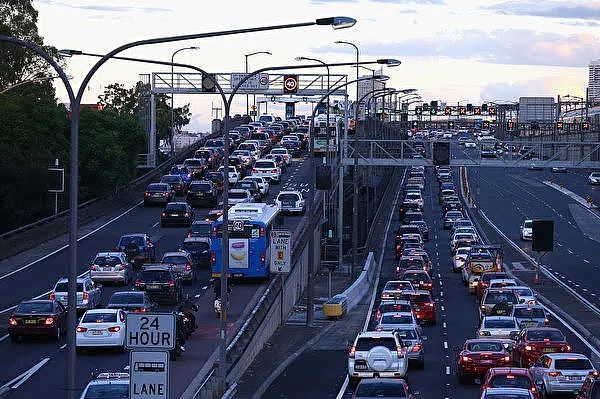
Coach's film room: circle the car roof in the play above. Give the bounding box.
[20,299,54,304]
[84,308,120,314]
[379,299,411,305]
[482,316,517,321]
[57,277,89,283]
[162,251,189,257]
[356,331,396,338]
[120,233,145,238]
[487,367,531,376]
[166,201,188,206]
[483,388,532,395]
[545,353,589,360]
[95,252,123,257]
[183,237,211,243]
[380,312,413,317]
[465,338,511,344]
[278,190,302,195]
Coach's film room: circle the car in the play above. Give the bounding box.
[89,252,131,285]
[400,270,433,292]
[234,180,262,202]
[479,387,536,398]
[143,183,174,206]
[404,191,424,209]
[352,378,418,399]
[512,327,571,368]
[403,210,424,225]
[451,233,479,253]
[227,188,254,205]
[443,200,463,214]
[161,251,195,283]
[411,220,429,241]
[453,247,471,272]
[528,159,543,171]
[589,172,600,185]
[217,165,241,184]
[403,290,436,325]
[206,208,223,223]
[180,236,211,267]
[79,372,130,399]
[106,291,157,313]
[160,174,186,195]
[481,368,540,399]
[457,339,513,384]
[376,312,420,332]
[576,375,600,398]
[76,309,127,352]
[529,353,597,397]
[116,233,156,266]
[381,281,415,300]
[488,278,518,290]
[204,171,225,193]
[252,159,281,183]
[50,276,102,311]
[396,255,427,274]
[170,164,193,185]
[186,181,218,207]
[476,272,510,300]
[264,153,287,173]
[347,331,409,384]
[231,149,255,167]
[275,190,306,214]
[242,176,270,197]
[520,220,533,240]
[8,300,66,342]
[194,148,219,168]
[444,211,465,230]
[375,300,413,322]
[395,327,426,369]
[480,289,518,318]
[270,147,292,165]
[551,166,567,173]
[134,264,182,304]
[452,218,474,233]
[478,316,520,339]
[512,287,538,306]
[161,202,195,227]
[187,220,212,238]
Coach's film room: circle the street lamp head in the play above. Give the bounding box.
[58,49,82,57]
[316,16,357,30]
[377,58,401,67]
[373,74,390,81]
[295,56,307,61]
[399,88,417,94]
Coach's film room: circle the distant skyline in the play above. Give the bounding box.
[33,0,599,131]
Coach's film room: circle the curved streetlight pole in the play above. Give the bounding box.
[244,51,272,119]
[170,46,200,156]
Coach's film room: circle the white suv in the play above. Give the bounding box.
[275,191,305,214]
[252,159,281,184]
[217,165,240,184]
[589,172,600,185]
[520,219,533,240]
[348,331,408,384]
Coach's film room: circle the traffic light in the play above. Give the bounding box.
[582,121,590,130]
[430,107,437,116]
[433,141,450,166]
[444,107,452,116]
[473,107,482,115]
[556,121,564,130]
[488,106,497,115]
[415,107,422,115]
[201,73,216,92]
[466,103,473,112]
[459,107,467,116]
[447,120,455,129]
[482,103,488,112]
[507,121,515,131]
[430,100,438,109]
[411,120,419,129]
[422,103,430,111]
[482,120,490,129]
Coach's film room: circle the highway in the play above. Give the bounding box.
[0,156,311,398]
[261,161,598,398]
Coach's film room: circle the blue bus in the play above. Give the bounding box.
[210,203,281,279]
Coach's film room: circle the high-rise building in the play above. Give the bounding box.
[589,60,600,102]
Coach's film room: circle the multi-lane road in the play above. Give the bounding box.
[0,156,312,398]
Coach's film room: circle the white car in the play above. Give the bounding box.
[488,278,518,290]
[464,141,476,148]
[76,309,127,352]
[529,353,597,396]
[242,176,269,196]
[512,286,537,305]
[252,159,281,184]
[270,148,292,166]
[217,165,240,184]
[589,172,600,185]
[520,219,533,240]
[376,312,420,332]
[275,191,305,214]
[348,331,408,384]
[79,372,129,399]
[381,281,415,300]
[227,188,254,205]
[404,192,424,209]
[477,316,519,339]
[453,246,470,272]
[89,252,131,285]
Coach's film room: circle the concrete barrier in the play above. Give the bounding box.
[339,252,376,311]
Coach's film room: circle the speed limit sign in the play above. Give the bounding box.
[283,75,299,94]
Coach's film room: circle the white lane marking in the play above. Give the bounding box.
[439,280,443,287]
[441,305,445,311]
[557,242,562,247]
[0,201,143,281]
[584,259,590,264]
[60,343,67,349]
[442,322,447,328]
[152,221,160,228]
[0,357,50,392]
[0,334,8,342]
[567,249,574,254]
[443,341,448,349]
[445,366,450,375]
[440,291,444,297]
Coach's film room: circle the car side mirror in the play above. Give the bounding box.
[535,380,543,387]
[191,304,199,311]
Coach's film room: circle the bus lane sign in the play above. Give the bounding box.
[270,230,291,273]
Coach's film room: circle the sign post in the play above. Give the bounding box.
[48,158,64,215]
[270,230,291,325]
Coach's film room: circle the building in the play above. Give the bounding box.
[357,72,385,120]
[518,97,556,123]
[590,60,600,102]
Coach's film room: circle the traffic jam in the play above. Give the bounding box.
[6,115,311,398]
[345,162,599,399]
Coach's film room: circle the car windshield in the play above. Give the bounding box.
[381,314,413,324]
[94,256,121,266]
[229,191,248,199]
[236,182,255,190]
[184,159,204,167]
[555,358,593,370]
[467,342,504,351]
[119,236,144,247]
[82,312,117,323]
[356,337,397,351]
[402,272,429,282]
[109,293,143,304]
[182,241,210,251]
[161,175,180,183]
[166,204,187,211]
[206,173,223,182]
[484,393,531,398]
[446,212,463,218]
[384,282,412,291]
[191,223,211,234]
[55,282,83,292]
[147,184,167,192]
[272,149,286,154]
[513,288,534,297]
[255,161,275,169]
[83,384,129,399]
[409,294,431,304]
[485,292,517,304]
[190,183,212,192]
[355,383,406,397]
[527,330,565,341]
[16,302,54,313]
[489,375,532,389]
[523,221,532,228]
[395,329,418,340]
[279,194,300,202]
[139,270,170,281]
[380,303,411,313]
[484,319,516,328]
[162,255,187,265]
[513,308,545,318]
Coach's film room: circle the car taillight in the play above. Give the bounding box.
[462,356,472,362]
[397,346,404,358]
[412,343,422,352]
[271,169,278,173]
[427,302,434,307]
[90,265,98,271]
[167,280,176,287]
[185,263,192,270]
[589,371,599,377]
[144,192,150,197]
[480,305,485,311]
[162,212,167,217]
[349,345,356,358]
[252,168,258,173]
[185,213,190,217]
[108,326,121,333]
[211,251,216,263]
[49,292,55,300]
[548,371,561,377]
[544,318,550,326]
[116,264,125,270]
[375,310,381,320]
[163,192,169,197]
[83,292,89,301]
[8,318,17,326]
[502,355,510,362]
[135,279,143,287]
[260,227,265,237]
[525,345,533,351]
[562,345,571,352]
[76,326,87,333]
[44,317,55,325]
[260,252,266,264]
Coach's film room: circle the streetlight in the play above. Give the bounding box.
[4,16,357,399]
[245,51,272,119]
[358,65,377,117]
[334,40,360,113]
[170,46,199,156]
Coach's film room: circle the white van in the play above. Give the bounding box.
[258,115,275,124]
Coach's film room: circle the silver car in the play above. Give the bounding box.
[478,316,519,339]
[50,276,102,311]
[480,388,535,399]
[512,304,549,329]
[395,326,426,369]
[161,251,195,283]
[89,252,131,285]
[376,312,420,332]
[529,353,597,396]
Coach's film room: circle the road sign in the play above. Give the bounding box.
[48,167,64,193]
[249,110,257,116]
[126,313,175,350]
[283,74,299,94]
[232,220,244,232]
[130,350,169,399]
[250,104,257,111]
[230,73,269,91]
[270,230,291,273]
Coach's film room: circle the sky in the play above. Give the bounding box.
[34,0,600,132]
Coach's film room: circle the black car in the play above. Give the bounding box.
[143,183,174,206]
[228,156,248,177]
[186,181,218,207]
[161,202,195,227]
[204,171,224,193]
[412,220,430,241]
[134,265,182,304]
[179,237,211,267]
[187,220,213,238]
[443,201,463,213]
[106,291,157,313]
[234,180,262,202]
[399,201,421,221]
[281,140,301,157]
[160,174,186,196]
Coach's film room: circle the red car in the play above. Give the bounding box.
[481,367,540,399]
[8,300,66,342]
[577,376,600,398]
[405,290,436,325]
[476,272,509,300]
[512,327,571,368]
[457,339,512,384]
[400,270,433,292]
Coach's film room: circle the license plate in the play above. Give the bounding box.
[568,376,581,380]
[196,193,204,197]
[481,360,493,364]
[92,330,102,335]
[283,202,294,207]
[24,319,37,325]
[521,321,536,327]
[153,193,162,197]
[354,364,368,370]
[102,267,112,271]
[542,348,555,353]
[147,284,160,290]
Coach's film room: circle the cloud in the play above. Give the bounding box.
[37,0,171,13]
[375,0,444,3]
[484,1,600,20]
[309,0,356,3]
[314,29,600,68]
[561,20,600,27]
[480,79,558,102]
